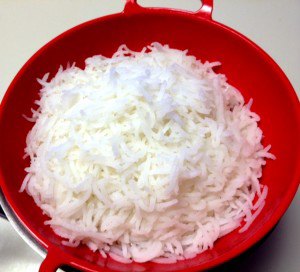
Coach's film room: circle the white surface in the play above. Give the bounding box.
[0,1,299,271]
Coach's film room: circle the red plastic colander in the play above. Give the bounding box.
[0,1,299,271]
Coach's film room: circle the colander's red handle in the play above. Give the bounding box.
[39,247,81,272]
[124,0,213,20]
[39,248,64,272]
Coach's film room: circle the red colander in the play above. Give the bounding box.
[0,1,299,271]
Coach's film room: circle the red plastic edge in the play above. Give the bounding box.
[124,0,213,20]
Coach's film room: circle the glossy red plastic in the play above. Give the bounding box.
[0,1,299,271]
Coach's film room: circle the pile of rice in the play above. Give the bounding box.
[21,43,275,263]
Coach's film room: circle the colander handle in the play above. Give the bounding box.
[124,0,213,20]
[39,247,79,272]
[39,248,64,272]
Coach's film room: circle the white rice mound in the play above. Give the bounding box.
[22,43,275,263]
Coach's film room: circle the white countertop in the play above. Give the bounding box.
[0,1,299,271]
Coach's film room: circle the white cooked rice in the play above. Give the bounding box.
[21,43,275,263]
